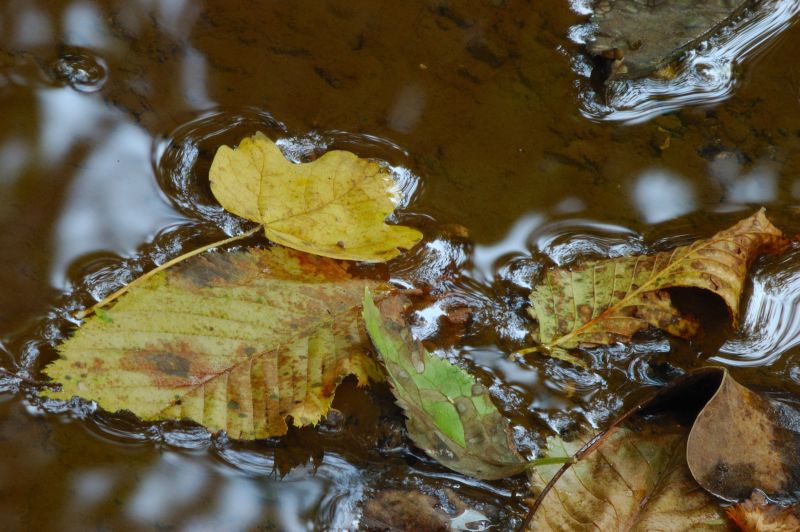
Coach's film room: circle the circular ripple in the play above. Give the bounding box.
[155,109,421,236]
[48,47,108,92]
[712,249,800,367]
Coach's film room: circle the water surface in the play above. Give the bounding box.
[1,1,800,529]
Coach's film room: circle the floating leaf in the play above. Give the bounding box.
[727,491,800,532]
[525,367,800,528]
[362,490,450,531]
[45,247,387,440]
[362,289,527,480]
[683,369,800,502]
[209,132,422,262]
[528,423,726,531]
[528,209,787,352]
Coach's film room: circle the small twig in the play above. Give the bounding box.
[511,345,588,368]
[517,400,647,531]
[74,225,262,320]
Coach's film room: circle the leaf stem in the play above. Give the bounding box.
[525,456,574,468]
[74,225,263,320]
[517,395,650,531]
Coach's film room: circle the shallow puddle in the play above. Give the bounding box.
[1,1,799,530]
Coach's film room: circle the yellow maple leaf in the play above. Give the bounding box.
[209,132,422,262]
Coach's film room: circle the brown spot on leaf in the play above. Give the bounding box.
[702,460,756,501]
[175,253,242,288]
[150,352,191,378]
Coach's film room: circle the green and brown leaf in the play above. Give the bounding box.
[362,289,527,480]
[528,209,787,351]
[45,247,388,440]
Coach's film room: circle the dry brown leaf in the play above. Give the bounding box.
[727,491,800,532]
[527,422,726,531]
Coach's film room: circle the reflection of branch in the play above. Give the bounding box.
[74,225,262,320]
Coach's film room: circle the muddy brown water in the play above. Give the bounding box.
[1,1,800,530]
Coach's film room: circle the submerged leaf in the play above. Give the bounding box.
[528,423,726,531]
[362,289,527,480]
[209,132,423,262]
[362,490,449,532]
[727,491,800,532]
[586,0,750,80]
[45,247,387,440]
[526,367,800,529]
[528,209,787,351]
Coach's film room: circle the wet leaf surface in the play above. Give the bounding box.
[683,369,800,502]
[362,289,527,480]
[587,0,750,80]
[526,367,800,528]
[528,209,787,353]
[45,247,388,440]
[209,132,423,262]
[528,423,726,531]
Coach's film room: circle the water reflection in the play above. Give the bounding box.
[632,168,696,223]
[714,249,800,367]
[0,136,29,184]
[63,3,109,50]
[709,152,778,204]
[46,88,177,288]
[182,47,215,108]
[71,468,116,511]
[387,83,426,134]
[472,213,544,283]
[12,5,52,48]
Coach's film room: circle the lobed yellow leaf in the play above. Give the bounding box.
[209,132,423,262]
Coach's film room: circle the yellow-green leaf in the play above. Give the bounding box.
[209,132,423,262]
[44,247,386,440]
[363,289,527,480]
[528,208,787,350]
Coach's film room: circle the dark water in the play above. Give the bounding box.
[1,1,800,530]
